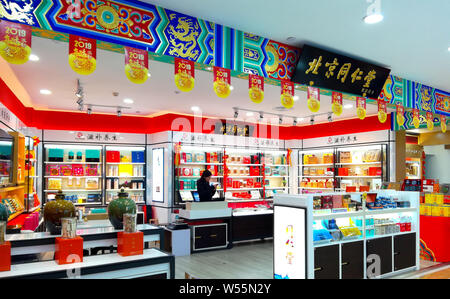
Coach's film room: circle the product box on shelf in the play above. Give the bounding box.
[131,151,145,163]
[106,151,120,163]
[48,149,64,162]
[86,150,101,162]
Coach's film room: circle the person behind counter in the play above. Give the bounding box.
[197,169,217,201]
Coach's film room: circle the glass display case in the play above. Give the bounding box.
[299,149,335,193]
[43,144,103,206]
[105,146,146,205]
[406,158,421,179]
[0,132,13,187]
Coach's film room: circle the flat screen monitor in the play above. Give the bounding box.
[179,191,194,202]
[191,191,200,202]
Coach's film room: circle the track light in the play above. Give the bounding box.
[328,112,333,122]
[259,112,264,122]
[117,108,122,117]
[293,118,297,126]
[310,116,315,126]
[87,105,92,115]
[279,116,283,125]
[234,108,239,119]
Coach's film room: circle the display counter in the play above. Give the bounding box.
[274,190,420,279]
[232,208,273,242]
[420,215,450,262]
[0,248,174,279]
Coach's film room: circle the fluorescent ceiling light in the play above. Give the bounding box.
[344,104,353,109]
[29,54,39,61]
[40,89,52,95]
[123,98,134,104]
[363,13,383,24]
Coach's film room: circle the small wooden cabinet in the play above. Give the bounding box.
[394,233,416,271]
[192,223,228,251]
[341,241,364,279]
[366,236,392,277]
[314,244,339,279]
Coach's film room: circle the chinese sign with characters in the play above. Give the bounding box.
[74,132,120,142]
[327,135,359,145]
[292,45,391,98]
[214,121,254,137]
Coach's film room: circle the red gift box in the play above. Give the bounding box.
[55,236,84,265]
[117,231,144,257]
[249,167,260,176]
[106,151,120,162]
[226,178,233,188]
[0,242,11,272]
[243,157,251,164]
[246,179,254,187]
[368,167,382,176]
[254,182,262,188]
[338,168,349,176]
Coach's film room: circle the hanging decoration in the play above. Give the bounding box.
[356,97,367,120]
[331,92,343,116]
[124,47,148,84]
[280,80,294,109]
[174,58,195,92]
[32,136,40,147]
[248,74,264,103]
[412,108,420,129]
[307,86,320,112]
[377,100,387,123]
[0,20,31,65]
[426,111,434,131]
[174,142,181,167]
[396,103,405,126]
[69,35,96,75]
[213,66,231,98]
[440,115,447,133]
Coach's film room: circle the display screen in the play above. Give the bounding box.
[179,191,193,202]
[192,191,200,202]
[152,148,164,203]
[273,205,306,279]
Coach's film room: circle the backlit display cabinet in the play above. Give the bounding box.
[43,144,103,206]
[105,146,146,205]
[298,145,388,194]
[24,136,40,212]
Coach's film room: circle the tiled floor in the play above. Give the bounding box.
[175,240,448,279]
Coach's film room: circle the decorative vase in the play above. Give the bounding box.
[0,202,9,222]
[43,190,76,235]
[108,189,136,230]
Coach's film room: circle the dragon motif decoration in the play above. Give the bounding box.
[0,0,34,25]
[166,14,200,60]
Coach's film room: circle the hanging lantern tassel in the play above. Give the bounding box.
[0,20,32,65]
[441,115,447,133]
[124,47,149,84]
[356,97,366,120]
[396,103,405,127]
[280,80,294,109]
[174,58,195,92]
[307,86,320,112]
[412,108,420,129]
[331,92,343,116]
[213,67,231,98]
[426,112,434,131]
[377,100,387,123]
[248,74,264,103]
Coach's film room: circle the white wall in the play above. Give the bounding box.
[424,145,450,183]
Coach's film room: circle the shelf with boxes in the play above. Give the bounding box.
[298,145,388,194]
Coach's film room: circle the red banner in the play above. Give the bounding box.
[248,74,264,103]
[412,108,420,128]
[331,92,343,116]
[69,35,96,75]
[0,20,32,64]
[174,58,195,92]
[307,86,320,112]
[124,46,148,84]
[378,100,387,123]
[356,97,366,120]
[213,67,231,98]
[426,111,434,131]
[280,80,294,109]
[396,103,405,126]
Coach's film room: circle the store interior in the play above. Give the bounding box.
[0,0,449,280]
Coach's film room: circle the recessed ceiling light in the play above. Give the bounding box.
[206,66,212,71]
[293,95,300,101]
[297,117,305,122]
[229,86,234,91]
[191,106,200,112]
[448,46,450,52]
[344,104,353,109]
[147,72,151,77]
[246,112,254,117]
[40,89,52,95]
[29,54,39,61]
[123,98,134,104]
[363,13,383,24]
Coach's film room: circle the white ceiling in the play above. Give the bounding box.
[10,36,382,125]
[145,0,450,92]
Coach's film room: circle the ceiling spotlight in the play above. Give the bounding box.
[87,105,92,115]
[363,13,383,24]
[259,112,264,121]
[29,54,39,62]
[293,118,297,126]
[328,113,333,122]
[76,97,84,105]
[293,95,300,101]
[310,116,315,126]
[191,106,200,112]
[448,46,450,52]
[117,108,122,117]
[230,86,234,91]
[78,104,84,111]
[279,116,283,125]
[344,104,353,109]
[246,112,254,117]
[147,72,151,77]
[123,98,134,104]
[234,108,239,119]
[297,117,305,122]
[40,89,52,95]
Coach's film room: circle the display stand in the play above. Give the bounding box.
[0,242,11,271]
[117,231,144,257]
[55,236,84,265]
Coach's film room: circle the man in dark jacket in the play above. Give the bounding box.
[197,169,217,201]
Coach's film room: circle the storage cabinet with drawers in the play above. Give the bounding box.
[192,223,228,251]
